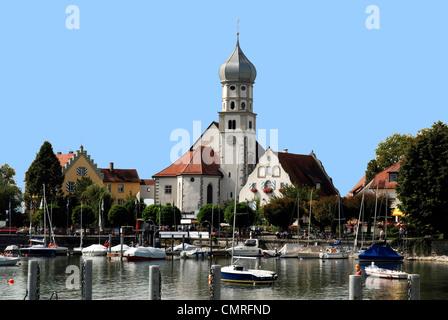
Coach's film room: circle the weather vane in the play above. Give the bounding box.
[236,19,240,35]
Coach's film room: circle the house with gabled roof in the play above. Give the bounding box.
[239,147,339,209]
[347,161,402,217]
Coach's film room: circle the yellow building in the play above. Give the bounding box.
[57,146,140,204]
[100,162,141,205]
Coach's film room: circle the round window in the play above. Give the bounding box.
[190,177,195,182]
[230,85,236,90]
[241,86,246,91]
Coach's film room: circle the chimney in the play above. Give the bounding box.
[282,149,288,153]
[57,152,62,155]
[110,162,114,171]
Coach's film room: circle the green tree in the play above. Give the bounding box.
[25,141,64,202]
[262,197,296,231]
[142,204,160,223]
[197,204,224,228]
[0,164,24,226]
[71,205,95,227]
[159,205,181,228]
[365,133,414,183]
[74,176,93,203]
[108,204,133,227]
[82,183,114,226]
[396,121,448,237]
[224,202,255,229]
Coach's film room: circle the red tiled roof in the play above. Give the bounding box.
[277,152,338,197]
[100,167,140,183]
[140,179,155,185]
[368,161,401,190]
[153,146,222,178]
[56,153,75,167]
[347,160,402,197]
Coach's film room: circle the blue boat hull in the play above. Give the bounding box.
[221,266,278,284]
[357,245,403,262]
[20,247,57,257]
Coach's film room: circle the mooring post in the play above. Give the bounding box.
[120,233,124,258]
[149,265,161,300]
[27,260,39,300]
[83,259,92,300]
[108,234,112,254]
[407,274,420,300]
[209,265,221,300]
[348,274,362,300]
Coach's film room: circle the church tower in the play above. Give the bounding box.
[218,33,257,200]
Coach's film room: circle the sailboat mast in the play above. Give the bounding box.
[231,148,240,263]
[43,184,47,246]
[307,190,312,246]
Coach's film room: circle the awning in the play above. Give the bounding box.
[392,208,404,217]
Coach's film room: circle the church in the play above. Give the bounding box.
[152,34,338,214]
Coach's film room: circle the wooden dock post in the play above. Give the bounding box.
[209,265,221,300]
[348,274,362,300]
[82,259,92,300]
[149,265,161,300]
[407,274,420,300]
[27,260,39,300]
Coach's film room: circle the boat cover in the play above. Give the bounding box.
[358,245,403,261]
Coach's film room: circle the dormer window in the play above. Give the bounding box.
[389,173,398,183]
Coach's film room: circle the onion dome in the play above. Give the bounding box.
[219,35,257,83]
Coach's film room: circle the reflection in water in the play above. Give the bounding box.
[0,255,447,300]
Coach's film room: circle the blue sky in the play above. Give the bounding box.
[1,1,447,200]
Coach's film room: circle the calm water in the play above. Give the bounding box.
[0,255,447,300]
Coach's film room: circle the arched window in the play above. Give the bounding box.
[232,120,236,129]
[228,120,232,129]
[241,102,246,109]
[249,121,252,129]
[230,101,235,110]
[207,184,213,204]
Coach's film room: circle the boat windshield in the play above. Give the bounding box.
[245,240,257,247]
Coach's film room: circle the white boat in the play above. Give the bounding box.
[220,150,277,284]
[124,247,166,261]
[262,248,278,257]
[226,238,264,257]
[180,247,210,259]
[0,255,20,266]
[168,243,197,253]
[319,245,349,259]
[20,240,57,257]
[110,244,130,253]
[364,262,408,279]
[221,263,278,284]
[278,243,304,258]
[82,244,107,256]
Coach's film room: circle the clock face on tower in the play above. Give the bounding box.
[226,135,236,145]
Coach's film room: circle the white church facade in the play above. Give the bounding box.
[152,34,338,214]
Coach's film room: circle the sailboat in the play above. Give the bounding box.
[297,191,321,258]
[220,149,277,284]
[72,202,84,255]
[20,184,67,257]
[356,176,403,262]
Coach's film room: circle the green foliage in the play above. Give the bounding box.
[160,205,181,226]
[71,205,95,227]
[397,121,448,237]
[262,197,296,231]
[312,196,340,232]
[82,183,114,225]
[142,204,160,222]
[0,164,23,225]
[224,202,255,229]
[197,204,225,228]
[365,133,414,184]
[25,141,64,201]
[108,204,134,227]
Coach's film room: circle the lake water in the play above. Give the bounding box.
[1,254,447,301]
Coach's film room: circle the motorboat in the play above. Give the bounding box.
[123,247,166,261]
[319,242,349,259]
[48,243,68,255]
[82,244,108,256]
[3,245,20,256]
[226,238,264,257]
[221,263,278,284]
[19,239,57,257]
[0,255,20,266]
[357,244,404,262]
[180,248,210,259]
[364,262,408,279]
[278,243,304,258]
[262,248,279,257]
